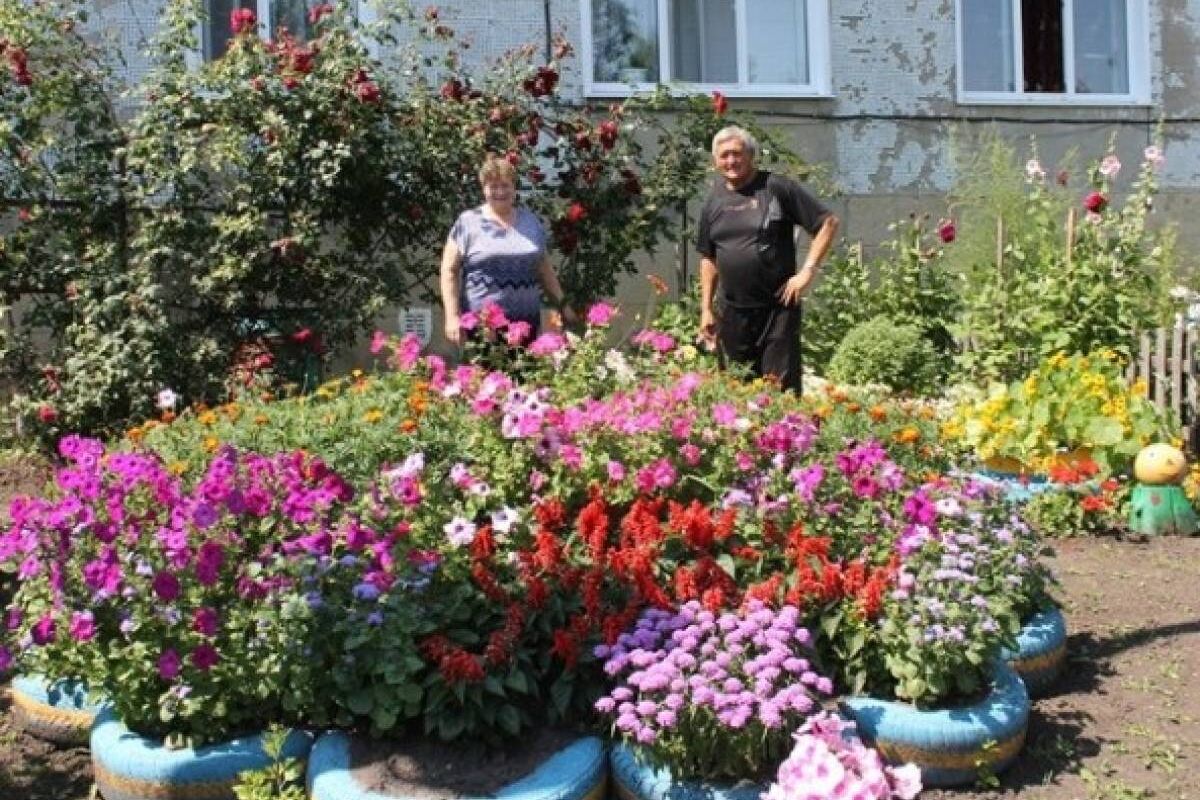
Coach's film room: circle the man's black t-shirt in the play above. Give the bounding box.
[696,171,831,309]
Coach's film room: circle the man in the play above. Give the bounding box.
[697,125,839,392]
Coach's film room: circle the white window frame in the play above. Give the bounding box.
[580,0,832,99]
[955,0,1151,106]
[188,0,375,67]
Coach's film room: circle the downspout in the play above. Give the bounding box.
[543,0,553,62]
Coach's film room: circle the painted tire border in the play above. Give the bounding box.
[840,661,1031,788]
[307,730,607,800]
[609,742,764,800]
[90,708,313,800]
[1002,605,1067,698]
[11,673,106,745]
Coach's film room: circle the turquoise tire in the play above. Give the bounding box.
[1002,605,1068,698]
[840,661,1030,787]
[609,743,764,800]
[90,708,313,800]
[307,731,608,800]
[10,674,106,745]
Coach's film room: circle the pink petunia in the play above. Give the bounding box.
[586,302,617,326]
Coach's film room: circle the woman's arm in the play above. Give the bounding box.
[537,254,577,326]
[440,239,465,345]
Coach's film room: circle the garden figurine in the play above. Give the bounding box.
[440,155,574,349]
[697,125,839,392]
[1129,443,1199,536]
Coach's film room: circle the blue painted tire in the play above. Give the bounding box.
[10,674,106,745]
[610,743,764,800]
[1002,605,1067,698]
[968,471,1057,505]
[840,661,1030,788]
[90,708,313,800]
[307,731,607,800]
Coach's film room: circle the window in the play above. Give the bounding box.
[201,0,360,61]
[582,0,831,97]
[957,0,1148,104]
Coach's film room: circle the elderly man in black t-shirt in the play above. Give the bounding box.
[697,125,839,392]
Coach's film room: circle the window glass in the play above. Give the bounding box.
[670,0,737,84]
[746,0,808,84]
[961,0,1015,91]
[1074,0,1128,93]
[1022,0,1064,92]
[591,0,660,82]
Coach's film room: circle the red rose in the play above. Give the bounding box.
[937,219,956,243]
[1083,191,1107,213]
[289,47,315,75]
[230,8,257,36]
[440,79,464,101]
[37,405,57,424]
[711,91,728,116]
[306,2,333,24]
[249,76,265,91]
[17,208,30,222]
[290,328,313,345]
[565,202,588,224]
[504,150,520,166]
[528,167,545,185]
[598,120,618,150]
[573,131,592,151]
[355,80,381,103]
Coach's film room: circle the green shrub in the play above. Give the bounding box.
[827,316,944,394]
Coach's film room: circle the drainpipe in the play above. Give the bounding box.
[543,0,553,62]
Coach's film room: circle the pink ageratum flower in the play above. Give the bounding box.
[586,301,617,326]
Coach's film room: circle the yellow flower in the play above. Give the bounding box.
[168,461,188,476]
[1131,378,1148,397]
[363,409,383,424]
[254,413,270,426]
[203,436,220,454]
[198,410,218,426]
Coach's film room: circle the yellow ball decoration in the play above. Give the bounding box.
[1134,443,1189,485]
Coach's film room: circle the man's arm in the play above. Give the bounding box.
[699,256,719,349]
[778,213,839,307]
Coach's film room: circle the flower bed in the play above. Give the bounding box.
[0,309,1055,793]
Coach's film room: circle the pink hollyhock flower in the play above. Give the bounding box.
[1099,154,1121,177]
[1144,145,1165,170]
[586,302,617,326]
[158,648,181,681]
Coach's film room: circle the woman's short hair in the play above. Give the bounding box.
[479,155,518,186]
[711,125,758,160]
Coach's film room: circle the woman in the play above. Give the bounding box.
[440,156,573,347]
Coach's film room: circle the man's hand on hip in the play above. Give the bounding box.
[777,268,815,306]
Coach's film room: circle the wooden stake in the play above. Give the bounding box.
[1065,207,1076,270]
[996,216,1004,275]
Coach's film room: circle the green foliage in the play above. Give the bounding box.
[232,726,307,800]
[1022,479,1129,538]
[947,133,1177,384]
[827,316,945,394]
[804,216,960,376]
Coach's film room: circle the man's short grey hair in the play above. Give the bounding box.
[711,125,758,160]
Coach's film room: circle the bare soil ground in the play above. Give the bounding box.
[1,535,1198,799]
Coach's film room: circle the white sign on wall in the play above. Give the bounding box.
[398,306,433,347]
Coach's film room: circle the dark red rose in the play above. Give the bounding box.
[282,76,299,90]
[290,328,313,345]
[598,120,618,150]
[355,80,381,103]
[440,79,464,101]
[37,405,57,424]
[528,167,545,185]
[289,46,315,75]
[1083,191,1107,213]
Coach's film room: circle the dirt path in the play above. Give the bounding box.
[2,536,1198,799]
